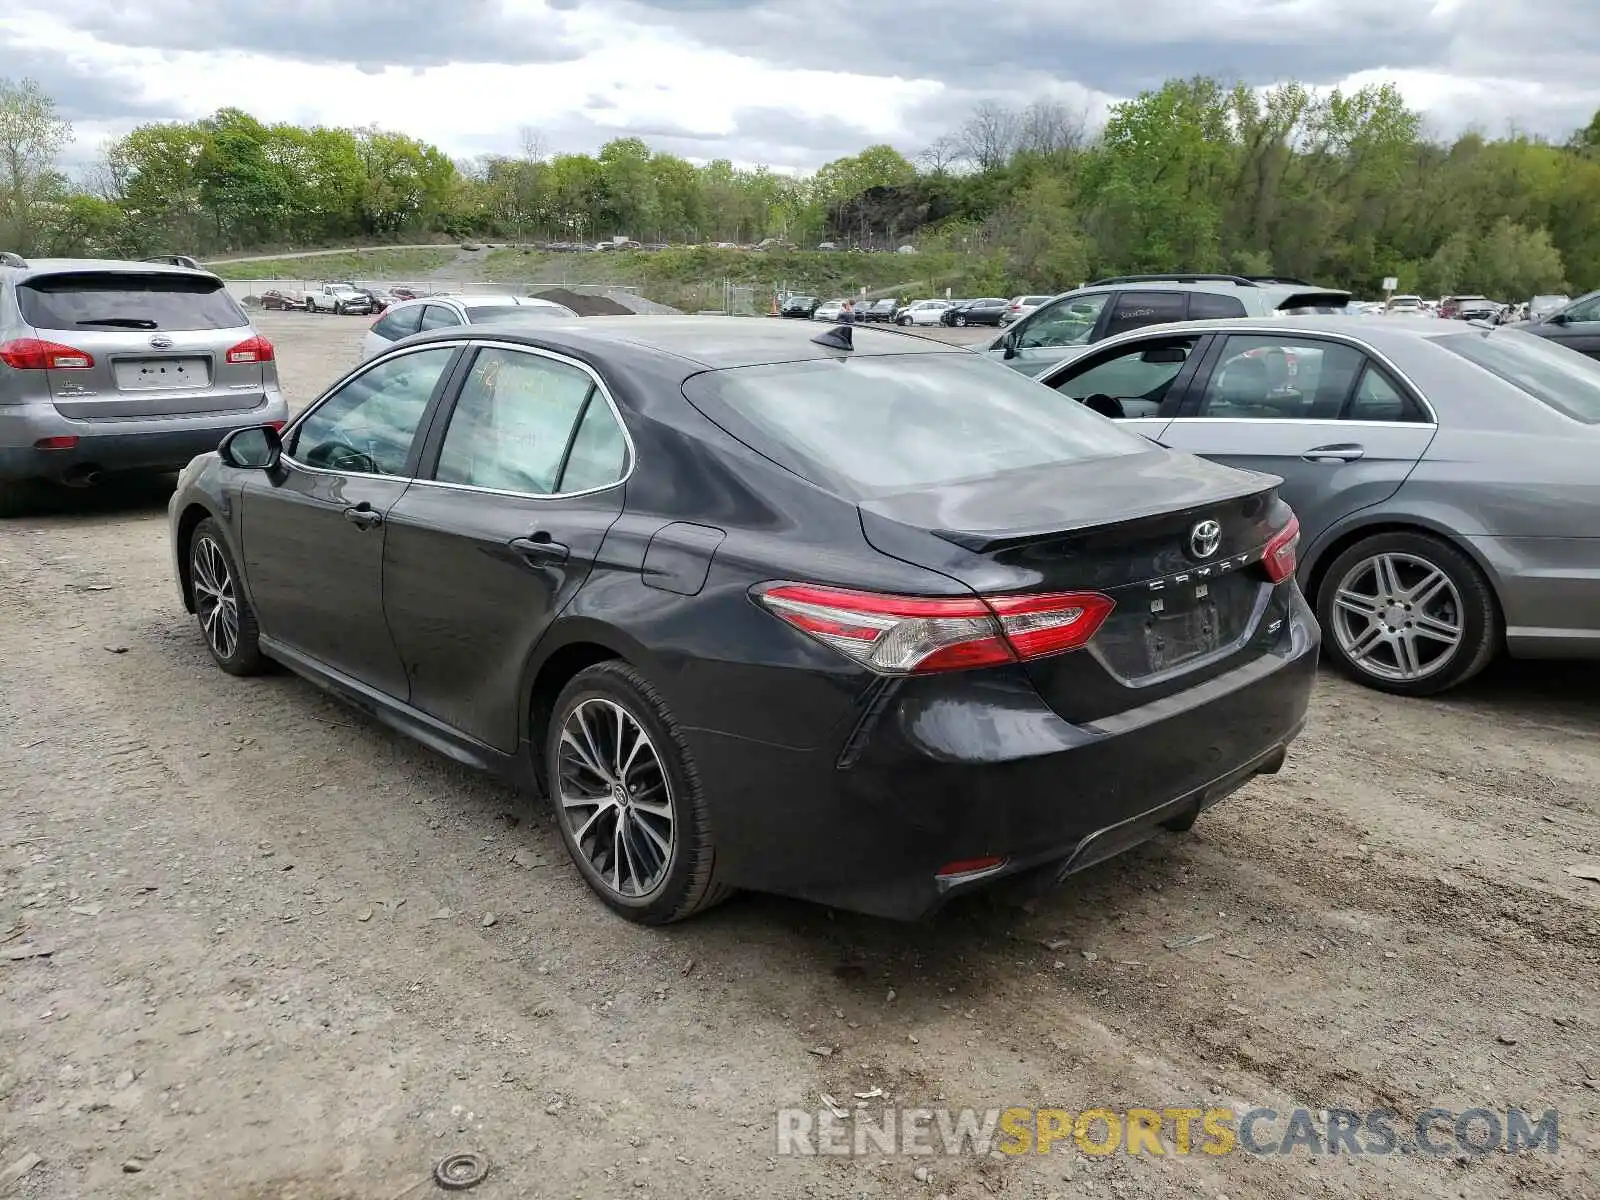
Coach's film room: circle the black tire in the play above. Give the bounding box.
[955,314,968,326]
[1315,530,1498,696]
[544,661,730,924]
[188,518,267,676]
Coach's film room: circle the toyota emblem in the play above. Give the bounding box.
[149,334,174,349]
[1189,519,1222,559]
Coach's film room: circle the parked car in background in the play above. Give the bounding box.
[1440,295,1497,321]
[1386,295,1425,314]
[862,299,899,323]
[259,289,300,311]
[1001,295,1056,326]
[300,283,374,315]
[989,274,1351,375]
[168,317,1315,924]
[780,295,820,318]
[1527,295,1570,323]
[141,254,203,270]
[1521,290,1600,361]
[941,297,1010,327]
[360,293,579,361]
[1035,315,1600,694]
[1,255,286,514]
[895,299,950,327]
[812,299,847,322]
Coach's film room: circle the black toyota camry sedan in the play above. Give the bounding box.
[168,317,1318,924]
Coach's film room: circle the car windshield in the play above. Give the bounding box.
[18,272,246,331]
[1434,330,1600,424]
[684,353,1148,497]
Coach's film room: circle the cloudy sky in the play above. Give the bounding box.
[5,0,1598,175]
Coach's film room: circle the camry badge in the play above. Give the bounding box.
[1189,519,1222,559]
[149,334,174,349]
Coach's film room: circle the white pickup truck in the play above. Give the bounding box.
[297,282,375,314]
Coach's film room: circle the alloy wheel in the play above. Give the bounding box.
[191,536,240,660]
[556,698,675,899]
[1329,551,1463,683]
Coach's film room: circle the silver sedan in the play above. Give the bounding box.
[1034,315,1600,695]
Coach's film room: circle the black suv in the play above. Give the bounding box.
[780,295,819,318]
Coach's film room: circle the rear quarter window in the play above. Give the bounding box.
[1187,292,1248,320]
[18,272,247,332]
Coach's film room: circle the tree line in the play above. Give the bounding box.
[3,74,1599,298]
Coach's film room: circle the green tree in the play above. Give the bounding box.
[0,76,72,253]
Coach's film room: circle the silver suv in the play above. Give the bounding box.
[0,255,287,513]
[986,273,1351,376]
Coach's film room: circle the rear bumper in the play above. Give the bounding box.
[0,393,287,482]
[690,591,1321,920]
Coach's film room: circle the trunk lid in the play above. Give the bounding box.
[858,450,1295,722]
[17,270,268,420]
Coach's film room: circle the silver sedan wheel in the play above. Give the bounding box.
[556,698,675,899]
[191,536,240,660]
[1329,551,1464,683]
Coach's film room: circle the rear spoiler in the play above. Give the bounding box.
[1276,291,1350,310]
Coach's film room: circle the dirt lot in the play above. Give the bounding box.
[2,310,1598,1200]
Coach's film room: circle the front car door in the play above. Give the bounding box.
[989,290,1115,376]
[1156,332,1438,550]
[240,344,461,696]
[1530,292,1600,361]
[1039,331,1212,442]
[382,344,630,751]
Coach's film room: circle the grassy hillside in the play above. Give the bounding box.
[207,248,459,280]
[479,245,968,309]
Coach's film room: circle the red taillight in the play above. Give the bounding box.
[225,335,274,364]
[34,435,79,450]
[755,583,1114,674]
[936,856,1006,879]
[0,338,94,370]
[1262,514,1300,584]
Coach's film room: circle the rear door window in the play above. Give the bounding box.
[18,272,247,331]
[1103,291,1188,338]
[372,305,423,341]
[434,348,599,494]
[1190,336,1365,419]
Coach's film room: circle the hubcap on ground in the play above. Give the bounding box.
[556,698,675,899]
[191,536,240,660]
[1330,551,1463,682]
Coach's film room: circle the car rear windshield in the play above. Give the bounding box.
[1434,330,1600,424]
[684,353,1149,497]
[466,304,576,322]
[18,272,246,331]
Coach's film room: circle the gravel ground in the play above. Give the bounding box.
[1,311,1597,1200]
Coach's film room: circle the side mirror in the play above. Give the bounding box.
[1000,330,1018,359]
[1546,312,1570,326]
[218,424,282,470]
[1140,346,1189,365]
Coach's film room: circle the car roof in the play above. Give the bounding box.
[1046,315,1486,370]
[395,314,966,370]
[1,256,221,282]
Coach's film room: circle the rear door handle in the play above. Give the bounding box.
[1301,444,1365,463]
[342,503,383,529]
[510,534,569,565]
